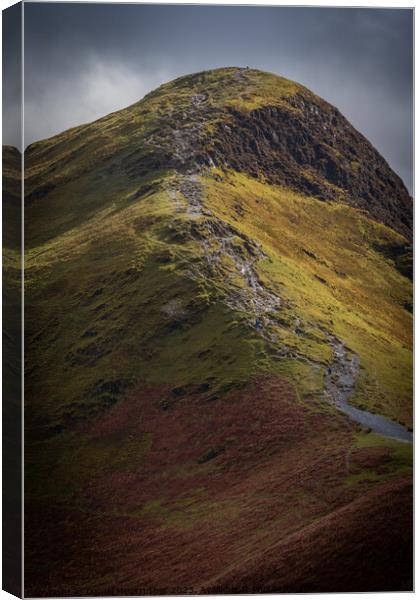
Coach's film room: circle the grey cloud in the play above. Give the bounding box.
[3,4,413,192]
[24,56,171,144]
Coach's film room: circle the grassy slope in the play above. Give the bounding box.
[22,68,412,594]
[24,169,412,435]
[2,146,22,594]
[203,170,412,425]
[24,166,412,594]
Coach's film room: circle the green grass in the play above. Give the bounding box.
[24,165,412,440]
[143,67,301,112]
[24,175,276,436]
[202,170,412,426]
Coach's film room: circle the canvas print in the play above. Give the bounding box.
[2,3,413,596]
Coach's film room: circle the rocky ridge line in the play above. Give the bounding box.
[164,84,286,338]
[144,67,412,239]
[163,77,412,442]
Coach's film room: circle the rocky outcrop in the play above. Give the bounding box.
[139,69,412,239]
[209,95,412,239]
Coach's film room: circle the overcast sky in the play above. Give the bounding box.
[3,4,414,192]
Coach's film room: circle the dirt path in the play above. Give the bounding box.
[324,336,412,443]
[166,84,413,444]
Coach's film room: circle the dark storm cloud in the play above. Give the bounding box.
[7,4,415,191]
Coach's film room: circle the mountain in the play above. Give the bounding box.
[17,67,412,594]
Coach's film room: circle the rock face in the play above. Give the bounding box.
[124,68,412,238]
[211,98,412,238]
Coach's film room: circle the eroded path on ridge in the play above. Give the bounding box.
[325,336,412,443]
[164,86,412,444]
[167,171,284,335]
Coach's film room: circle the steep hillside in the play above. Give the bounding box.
[2,145,22,594]
[21,67,412,595]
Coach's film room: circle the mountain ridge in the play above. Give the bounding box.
[14,67,413,594]
[25,67,412,239]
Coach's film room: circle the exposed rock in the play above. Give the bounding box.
[210,97,412,238]
[141,69,412,239]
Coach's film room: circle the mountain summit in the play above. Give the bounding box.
[18,68,412,595]
[27,67,412,238]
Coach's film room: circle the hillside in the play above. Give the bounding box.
[20,67,412,594]
[2,145,22,595]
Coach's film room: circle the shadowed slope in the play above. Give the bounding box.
[2,145,22,595]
